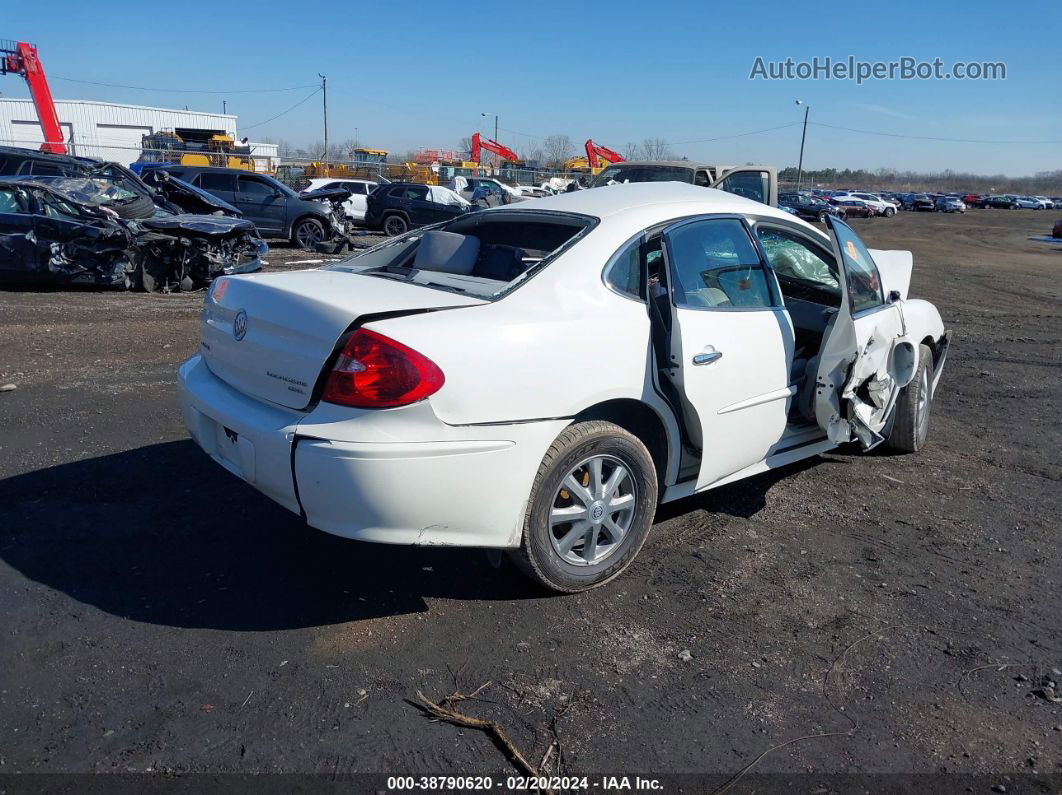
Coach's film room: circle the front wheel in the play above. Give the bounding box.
[292,218,327,250]
[884,344,933,453]
[510,421,658,593]
[818,210,829,224]
[884,206,896,217]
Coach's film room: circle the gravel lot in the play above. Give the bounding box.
[0,210,1060,785]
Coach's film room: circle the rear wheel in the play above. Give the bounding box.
[292,217,326,250]
[510,421,658,593]
[884,344,933,453]
[382,213,408,236]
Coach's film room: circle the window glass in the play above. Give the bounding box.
[348,182,367,195]
[694,170,710,187]
[238,177,275,196]
[29,161,64,176]
[604,237,643,298]
[715,170,769,204]
[404,185,429,200]
[197,172,235,192]
[831,220,884,312]
[0,188,26,214]
[757,227,841,306]
[666,219,773,309]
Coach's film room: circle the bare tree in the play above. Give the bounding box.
[640,137,674,160]
[543,134,575,168]
[458,137,473,159]
[624,142,639,160]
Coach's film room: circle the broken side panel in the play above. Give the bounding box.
[814,216,911,449]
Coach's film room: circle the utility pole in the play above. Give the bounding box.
[794,100,810,192]
[222,99,227,114]
[319,73,328,165]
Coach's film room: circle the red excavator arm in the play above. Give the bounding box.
[584,139,624,170]
[0,40,66,154]
[471,132,520,164]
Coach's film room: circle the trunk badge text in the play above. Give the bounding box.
[233,309,248,341]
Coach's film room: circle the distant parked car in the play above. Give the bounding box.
[980,195,1019,209]
[302,177,377,222]
[365,182,471,236]
[778,192,845,222]
[829,197,875,218]
[935,196,966,213]
[908,194,935,212]
[511,185,553,199]
[155,166,349,249]
[1035,197,1054,209]
[1015,196,1049,209]
[833,191,897,216]
[961,193,982,206]
[588,160,779,206]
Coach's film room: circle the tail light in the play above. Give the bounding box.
[322,328,444,408]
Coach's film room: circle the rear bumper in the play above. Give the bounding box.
[178,354,567,548]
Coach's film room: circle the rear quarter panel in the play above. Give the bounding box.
[364,228,661,427]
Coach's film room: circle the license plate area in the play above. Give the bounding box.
[211,421,257,482]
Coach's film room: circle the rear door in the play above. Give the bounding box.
[661,215,794,488]
[813,216,910,448]
[194,171,238,209]
[711,166,778,208]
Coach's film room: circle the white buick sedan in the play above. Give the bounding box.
[179,182,949,592]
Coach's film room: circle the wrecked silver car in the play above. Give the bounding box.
[0,177,266,291]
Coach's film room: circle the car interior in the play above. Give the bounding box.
[327,211,592,297]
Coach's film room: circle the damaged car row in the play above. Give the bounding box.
[0,146,358,292]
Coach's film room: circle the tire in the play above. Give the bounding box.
[817,211,828,224]
[382,213,408,236]
[884,344,933,453]
[884,206,895,217]
[509,421,658,593]
[292,217,327,250]
[112,194,158,220]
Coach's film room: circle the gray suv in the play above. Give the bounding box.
[151,166,342,249]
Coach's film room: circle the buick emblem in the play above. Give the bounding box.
[233,309,248,341]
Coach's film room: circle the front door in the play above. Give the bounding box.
[662,216,794,488]
[235,175,286,234]
[813,216,910,448]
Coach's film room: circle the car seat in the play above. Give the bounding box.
[412,230,480,275]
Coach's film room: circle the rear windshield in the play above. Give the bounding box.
[590,164,694,188]
[324,210,595,300]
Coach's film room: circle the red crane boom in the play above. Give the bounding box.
[0,40,66,154]
[584,139,624,170]
[471,132,520,164]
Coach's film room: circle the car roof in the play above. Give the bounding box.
[483,181,798,226]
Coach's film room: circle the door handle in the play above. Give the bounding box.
[692,351,723,365]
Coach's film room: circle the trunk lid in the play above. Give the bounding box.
[201,269,485,409]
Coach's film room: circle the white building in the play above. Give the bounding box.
[0,98,279,171]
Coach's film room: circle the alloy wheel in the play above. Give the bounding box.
[549,454,637,566]
[296,221,325,248]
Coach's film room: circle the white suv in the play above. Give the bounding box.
[833,192,897,217]
[303,178,377,222]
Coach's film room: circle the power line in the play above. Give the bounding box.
[240,88,321,130]
[49,75,319,94]
[670,123,803,145]
[810,122,1062,145]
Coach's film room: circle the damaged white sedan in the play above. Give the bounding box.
[179,182,949,592]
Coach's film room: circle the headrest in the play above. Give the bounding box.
[413,230,480,275]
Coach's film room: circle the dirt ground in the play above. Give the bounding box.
[0,209,1059,788]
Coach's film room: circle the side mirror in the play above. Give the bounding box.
[887,289,902,303]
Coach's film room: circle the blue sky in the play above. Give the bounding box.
[5,1,1060,175]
